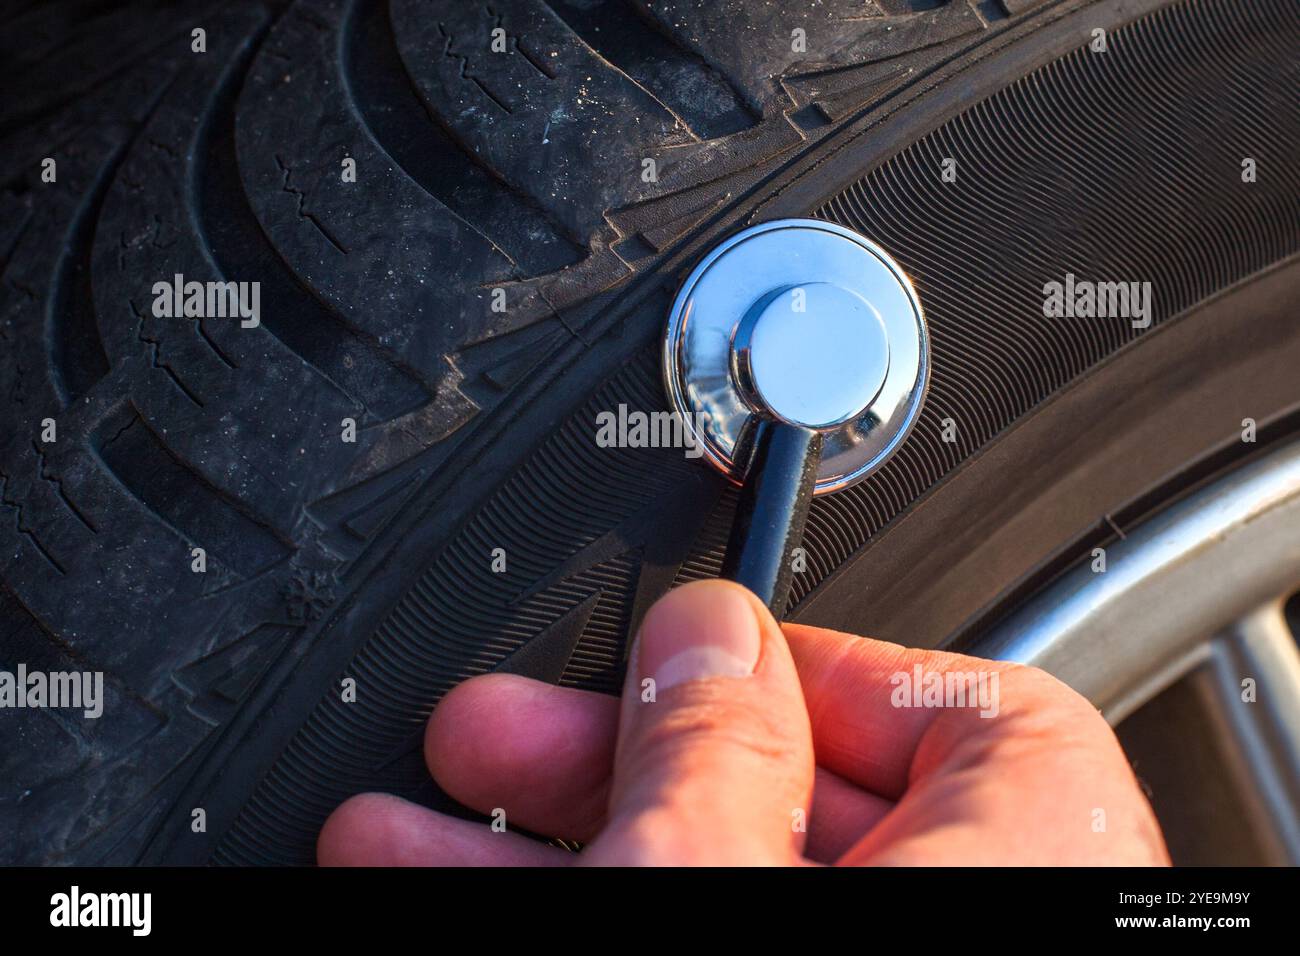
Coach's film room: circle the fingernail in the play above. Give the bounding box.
[637,582,762,692]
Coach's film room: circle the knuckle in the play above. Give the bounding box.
[999,663,1102,724]
[631,689,804,768]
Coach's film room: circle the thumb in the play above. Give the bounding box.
[590,580,814,865]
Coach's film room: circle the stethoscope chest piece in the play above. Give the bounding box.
[664,218,929,495]
[663,219,929,612]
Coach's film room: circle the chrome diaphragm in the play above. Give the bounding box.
[663,218,929,495]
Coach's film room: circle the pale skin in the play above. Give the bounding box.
[319,579,1170,866]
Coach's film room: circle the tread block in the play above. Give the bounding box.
[391,0,696,243]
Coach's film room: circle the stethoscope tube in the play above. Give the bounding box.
[720,420,822,617]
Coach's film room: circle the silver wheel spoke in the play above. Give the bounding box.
[1194,601,1300,863]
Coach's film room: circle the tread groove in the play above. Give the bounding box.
[48,136,127,407]
[345,0,582,275]
[94,410,292,574]
[195,35,433,422]
[543,0,755,140]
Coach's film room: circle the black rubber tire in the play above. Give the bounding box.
[1,0,1296,865]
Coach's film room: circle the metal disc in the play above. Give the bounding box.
[663,219,929,494]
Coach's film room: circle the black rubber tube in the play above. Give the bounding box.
[721,419,822,616]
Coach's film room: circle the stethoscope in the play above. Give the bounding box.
[663,219,929,616]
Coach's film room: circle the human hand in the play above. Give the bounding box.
[319,579,1169,866]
